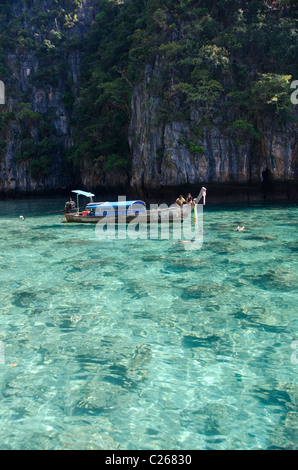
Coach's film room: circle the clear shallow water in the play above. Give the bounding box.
[0,198,297,450]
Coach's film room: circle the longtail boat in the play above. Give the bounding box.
[62,187,206,224]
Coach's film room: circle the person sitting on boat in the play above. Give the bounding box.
[186,193,195,204]
[176,195,186,206]
[64,197,76,214]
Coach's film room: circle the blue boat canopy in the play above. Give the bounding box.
[72,190,95,198]
[87,200,146,216]
[87,200,145,209]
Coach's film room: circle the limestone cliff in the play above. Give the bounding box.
[0,0,96,195]
[0,0,297,201]
[129,61,298,202]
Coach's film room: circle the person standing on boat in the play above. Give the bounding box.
[64,197,76,214]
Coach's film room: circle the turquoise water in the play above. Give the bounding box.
[0,198,297,450]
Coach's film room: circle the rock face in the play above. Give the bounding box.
[129,64,298,201]
[0,0,96,196]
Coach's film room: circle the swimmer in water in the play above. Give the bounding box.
[234,226,245,231]
[171,238,199,244]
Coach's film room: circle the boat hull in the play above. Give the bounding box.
[63,206,192,224]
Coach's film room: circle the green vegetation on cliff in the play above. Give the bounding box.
[69,0,298,172]
[0,0,297,182]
